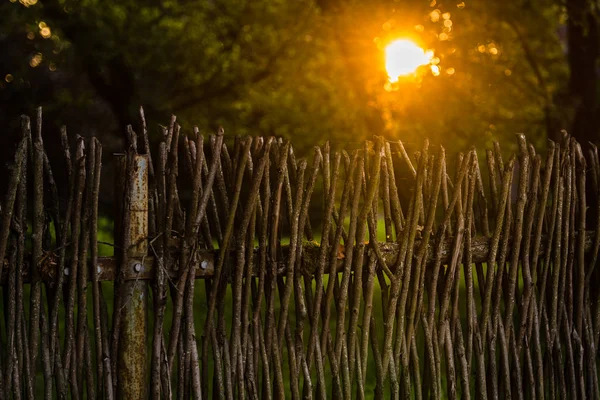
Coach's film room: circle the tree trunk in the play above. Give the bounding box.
[566,0,599,148]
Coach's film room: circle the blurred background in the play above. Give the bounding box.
[1,0,598,209]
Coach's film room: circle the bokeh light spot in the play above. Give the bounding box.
[40,26,51,38]
[29,53,43,68]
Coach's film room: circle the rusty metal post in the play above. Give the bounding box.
[117,154,149,399]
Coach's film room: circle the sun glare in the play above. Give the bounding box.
[385,39,433,82]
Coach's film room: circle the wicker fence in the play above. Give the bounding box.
[1,108,599,399]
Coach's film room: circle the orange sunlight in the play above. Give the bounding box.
[385,39,434,81]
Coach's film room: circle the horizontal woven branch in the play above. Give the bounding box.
[6,232,597,282]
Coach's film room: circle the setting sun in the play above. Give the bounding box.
[385,39,434,82]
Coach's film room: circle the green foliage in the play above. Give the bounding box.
[0,0,580,156]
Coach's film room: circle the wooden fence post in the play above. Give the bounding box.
[116,153,149,399]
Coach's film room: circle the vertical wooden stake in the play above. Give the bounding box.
[117,154,149,399]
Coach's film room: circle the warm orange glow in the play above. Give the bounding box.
[385,39,433,82]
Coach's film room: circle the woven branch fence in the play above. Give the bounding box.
[1,108,599,399]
